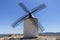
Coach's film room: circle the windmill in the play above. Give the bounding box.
[12,2,46,38]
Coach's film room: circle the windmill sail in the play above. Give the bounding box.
[38,22,45,32]
[12,15,28,27]
[31,4,46,14]
[19,2,30,13]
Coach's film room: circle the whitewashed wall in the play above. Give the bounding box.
[24,18,38,37]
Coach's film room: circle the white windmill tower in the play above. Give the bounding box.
[12,2,46,39]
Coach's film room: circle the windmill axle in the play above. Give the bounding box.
[29,13,33,18]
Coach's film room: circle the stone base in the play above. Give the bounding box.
[20,37,37,40]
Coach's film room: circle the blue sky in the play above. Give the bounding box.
[0,0,60,34]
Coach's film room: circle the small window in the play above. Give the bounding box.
[56,39,60,40]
